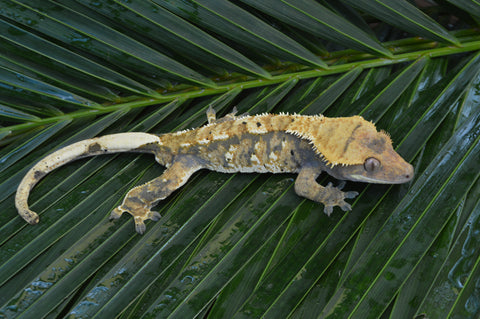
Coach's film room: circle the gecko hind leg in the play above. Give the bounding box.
[111,156,204,234]
[294,164,359,216]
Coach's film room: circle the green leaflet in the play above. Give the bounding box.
[239,0,391,57]
[342,0,459,45]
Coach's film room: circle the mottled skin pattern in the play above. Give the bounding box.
[15,108,414,234]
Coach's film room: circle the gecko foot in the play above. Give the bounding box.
[227,106,238,117]
[207,106,244,124]
[110,205,161,235]
[322,182,359,216]
[206,105,216,124]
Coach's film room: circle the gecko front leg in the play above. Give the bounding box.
[111,155,204,234]
[294,163,359,216]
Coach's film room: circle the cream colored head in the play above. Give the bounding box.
[287,115,414,184]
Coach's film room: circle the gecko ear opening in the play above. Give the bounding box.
[364,157,380,172]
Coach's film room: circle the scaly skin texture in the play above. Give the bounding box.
[15,108,414,234]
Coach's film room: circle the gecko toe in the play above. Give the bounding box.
[345,191,359,199]
[135,219,146,235]
[337,181,346,190]
[339,202,352,212]
[323,205,333,216]
[149,211,162,221]
[206,105,216,124]
[110,206,125,220]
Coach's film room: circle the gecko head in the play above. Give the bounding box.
[323,122,414,184]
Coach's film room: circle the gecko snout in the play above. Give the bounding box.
[402,163,414,182]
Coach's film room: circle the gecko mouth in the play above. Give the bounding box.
[350,169,414,184]
[350,175,410,184]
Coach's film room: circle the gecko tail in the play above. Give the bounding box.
[15,132,161,225]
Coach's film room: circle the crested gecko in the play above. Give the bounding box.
[15,108,414,234]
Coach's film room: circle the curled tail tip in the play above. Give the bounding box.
[19,208,40,225]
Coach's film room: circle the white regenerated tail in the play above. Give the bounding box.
[15,132,161,225]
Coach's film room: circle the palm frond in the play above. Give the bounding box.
[1,1,480,318]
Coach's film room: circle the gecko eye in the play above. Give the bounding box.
[364,157,380,172]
